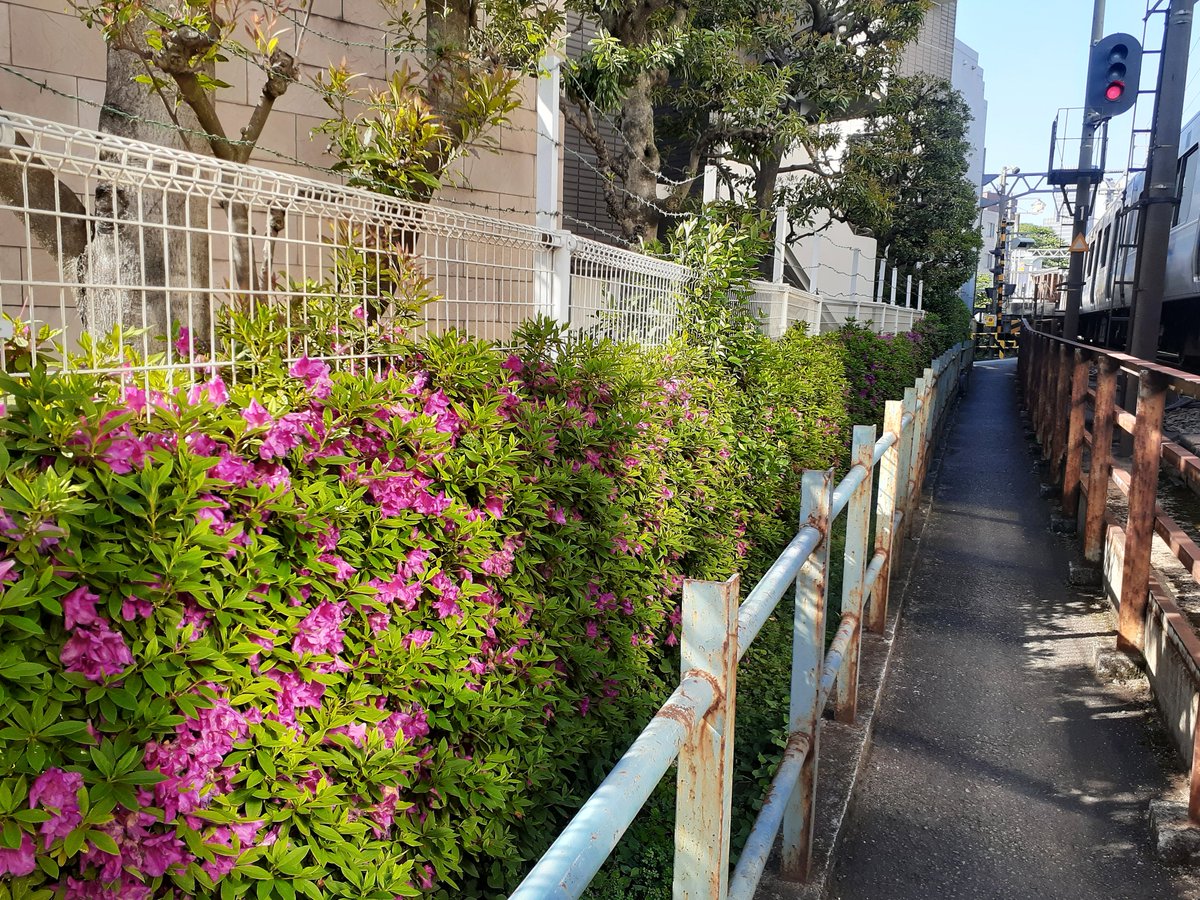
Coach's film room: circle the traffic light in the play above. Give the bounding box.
[1085,33,1142,119]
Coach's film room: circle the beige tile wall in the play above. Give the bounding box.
[0,0,547,346]
[0,0,542,211]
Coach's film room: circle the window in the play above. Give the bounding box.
[1175,148,1199,226]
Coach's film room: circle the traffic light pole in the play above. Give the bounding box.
[1128,0,1195,362]
[991,171,1010,353]
[1062,0,1106,341]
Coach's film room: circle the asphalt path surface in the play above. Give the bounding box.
[828,357,1188,900]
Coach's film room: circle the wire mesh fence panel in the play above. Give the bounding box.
[567,237,692,347]
[0,113,554,384]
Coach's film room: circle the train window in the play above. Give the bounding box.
[1176,148,1199,225]
[1100,225,1111,267]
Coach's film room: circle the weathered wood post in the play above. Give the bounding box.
[1118,369,1169,653]
[1062,349,1089,519]
[1084,355,1120,562]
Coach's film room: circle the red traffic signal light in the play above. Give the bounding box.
[1086,34,1142,118]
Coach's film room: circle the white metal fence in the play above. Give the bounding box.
[0,113,919,383]
[747,281,922,339]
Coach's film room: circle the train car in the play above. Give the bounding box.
[1080,111,1200,362]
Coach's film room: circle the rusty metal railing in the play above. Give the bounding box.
[511,341,973,899]
[1019,323,1200,822]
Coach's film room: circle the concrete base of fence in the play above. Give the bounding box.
[1150,800,1200,864]
[1094,514,1200,768]
[1093,647,1144,683]
[751,387,959,900]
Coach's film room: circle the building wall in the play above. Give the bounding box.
[952,38,987,307]
[897,0,957,81]
[0,0,543,222]
[560,15,626,244]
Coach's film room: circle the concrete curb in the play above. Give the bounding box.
[752,376,968,900]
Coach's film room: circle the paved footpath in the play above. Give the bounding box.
[827,357,1191,900]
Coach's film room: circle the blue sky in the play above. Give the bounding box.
[955,0,1196,209]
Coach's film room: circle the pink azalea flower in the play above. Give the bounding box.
[241,399,273,429]
[174,327,192,357]
[187,376,228,407]
[63,586,100,630]
[29,768,83,849]
[484,495,504,519]
[289,356,333,398]
[319,554,356,582]
[60,620,133,682]
[292,600,347,657]
[120,596,153,621]
[546,502,567,525]
[187,432,221,456]
[380,706,429,747]
[402,629,434,648]
[0,833,35,877]
[210,451,254,487]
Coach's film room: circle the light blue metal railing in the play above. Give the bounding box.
[512,342,973,900]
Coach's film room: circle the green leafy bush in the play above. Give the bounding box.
[0,297,858,899]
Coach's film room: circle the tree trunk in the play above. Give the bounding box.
[77,42,214,357]
[614,71,663,243]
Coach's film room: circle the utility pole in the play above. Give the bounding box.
[1129,0,1194,362]
[1062,0,1107,341]
[989,168,1015,355]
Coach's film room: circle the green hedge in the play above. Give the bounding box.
[0,310,891,899]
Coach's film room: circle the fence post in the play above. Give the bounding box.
[917,279,924,311]
[773,207,788,283]
[898,386,918,538]
[1051,342,1072,472]
[869,402,905,634]
[836,426,877,722]
[912,369,934,501]
[535,53,563,324]
[781,469,833,881]
[553,236,573,327]
[905,274,912,308]
[674,575,739,900]
[1084,355,1119,561]
[1062,349,1089,519]
[1118,369,1169,654]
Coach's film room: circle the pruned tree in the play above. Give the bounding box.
[563,0,928,243]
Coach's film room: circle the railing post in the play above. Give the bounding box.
[913,368,935,500]
[869,402,905,634]
[835,426,877,722]
[1062,349,1089,519]
[1051,342,1072,472]
[1118,369,1169,654]
[674,575,739,900]
[781,469,833,881]
[1084,355,1119,561]
[898,386,918,538]
[1039,340,1057,459]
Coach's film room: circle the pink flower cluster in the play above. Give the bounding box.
[59,586,133,682]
